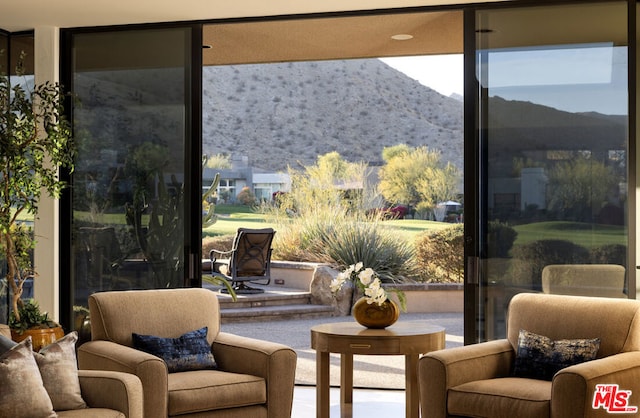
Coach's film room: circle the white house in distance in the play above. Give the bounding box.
[203,155,291,203]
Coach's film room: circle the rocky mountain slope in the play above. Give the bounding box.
[202,59,464,172]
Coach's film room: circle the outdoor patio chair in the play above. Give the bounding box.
[210,227,275,294]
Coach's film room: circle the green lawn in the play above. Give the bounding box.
[204,206,455,241]
[512,221,626,249]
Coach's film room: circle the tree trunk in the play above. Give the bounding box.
[3,231,23,323]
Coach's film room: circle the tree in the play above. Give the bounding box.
[205,153,231,169]
[0,53,75,323]
[382,144,411,162]
[282,152,369,214]
[305,151,364,187]
[547,156,617,222]
[378,145,459,216]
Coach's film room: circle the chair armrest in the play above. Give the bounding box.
[78,340,169,418]
[552,351,640,418]
[78,370,143,418]
[419,339,514,418]
[213,332,297,418]
[210,248,233,260]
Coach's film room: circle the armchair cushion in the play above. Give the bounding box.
[0,337,56,418]
[449,377,552,418]
[513,329,600,380]
[168,370,266,415]
[132,326,217,373]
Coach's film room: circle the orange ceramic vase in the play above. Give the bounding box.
[11,326,64,351]
[352,297,400,329]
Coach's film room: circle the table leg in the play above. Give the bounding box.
[405,354,420,418]
[316,351,330,418]
[340,353,354,417]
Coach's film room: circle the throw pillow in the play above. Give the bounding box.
[0,337,57,418]
[132,326,217,373]
[35,331,87,411]
[0,334,17,355]
[513,329,600,381]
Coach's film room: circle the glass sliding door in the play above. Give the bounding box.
[64,27,201,327]
[471,2,630,341]
[0,31,7,324]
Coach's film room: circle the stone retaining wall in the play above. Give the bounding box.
[271,261,464,315]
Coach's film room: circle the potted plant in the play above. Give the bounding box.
[0,51,75,342]
[9,299,64,350]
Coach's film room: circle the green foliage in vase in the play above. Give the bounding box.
[9,299,59,334]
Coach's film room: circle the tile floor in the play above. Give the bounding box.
[292,385,407,418]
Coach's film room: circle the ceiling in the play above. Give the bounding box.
[2,1,625,68]
[0,0,503,33]
[202,11,463,65]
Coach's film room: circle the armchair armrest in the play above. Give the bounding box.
[78,370,143,418]
[552,351,640,418]
[419,339,514,418]
[213,332,297,418]
[78,340,169,418]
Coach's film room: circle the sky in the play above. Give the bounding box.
[380,54,464,98]
[381,47,627,115]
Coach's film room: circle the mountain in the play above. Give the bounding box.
[202,59,464,173]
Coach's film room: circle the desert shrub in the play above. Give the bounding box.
[589,244,626,266]
[414,224,464,283]
[236,186,257,206]
[487,221,518,258]
[263,202,413,281]
[509,239,590,290]
[315,221,415,283]
[202,234,235,259]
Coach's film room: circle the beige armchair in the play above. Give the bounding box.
[77,288,297,418]
[542,264,627,298]
[0,324,143,418]
[419,293,640,418]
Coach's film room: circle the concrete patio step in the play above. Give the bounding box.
[220,303,335,323]
[203,283,334,323]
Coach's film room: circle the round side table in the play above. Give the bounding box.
[311,321,445,418]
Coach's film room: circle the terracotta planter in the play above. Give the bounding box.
[11,326,64,351]
[352,297,399,329]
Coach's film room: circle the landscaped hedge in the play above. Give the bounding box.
[487,221,518,258]
[414,224,464,283]
[509,239,590,289]
[590,243,626,266]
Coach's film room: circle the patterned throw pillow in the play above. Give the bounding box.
[132,326,217,373]
[0,337,57,418]
[35,331,87,411]
[513,329,600,381]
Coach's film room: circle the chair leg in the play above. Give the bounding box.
[221,282,265,294]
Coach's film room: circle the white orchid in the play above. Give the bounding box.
[357,267,375,286]
[331,262,397,307]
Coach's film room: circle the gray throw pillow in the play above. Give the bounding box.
[0,337,57,418]
[35,331,87,411]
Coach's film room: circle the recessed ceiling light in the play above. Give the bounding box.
[390,34,413,41]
